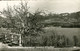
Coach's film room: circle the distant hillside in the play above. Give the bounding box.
[41,11,80,28]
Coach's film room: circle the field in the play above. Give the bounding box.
[0,47,80,51]
[44,27,80,42]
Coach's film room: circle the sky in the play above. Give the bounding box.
[0,0,80,14]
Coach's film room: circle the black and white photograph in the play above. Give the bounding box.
[0,0,80,51]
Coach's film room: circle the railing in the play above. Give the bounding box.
[4,33,22,46]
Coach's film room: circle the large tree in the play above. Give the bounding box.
[1,2,44,46]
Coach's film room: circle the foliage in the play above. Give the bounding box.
[0,2,45,46]
[73,35,79,46]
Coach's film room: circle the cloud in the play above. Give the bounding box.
[0,0,80,13]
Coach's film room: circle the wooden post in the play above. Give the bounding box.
[11,35,13,42]
[19,34,22,46]
[5,34,7,40]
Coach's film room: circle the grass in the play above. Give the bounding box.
[0,47,80,51]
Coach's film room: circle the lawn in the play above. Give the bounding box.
[0,47,80,51]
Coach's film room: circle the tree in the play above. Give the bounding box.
[73,35,78,46]
[1,2,44,46]
[66,38,70,46]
